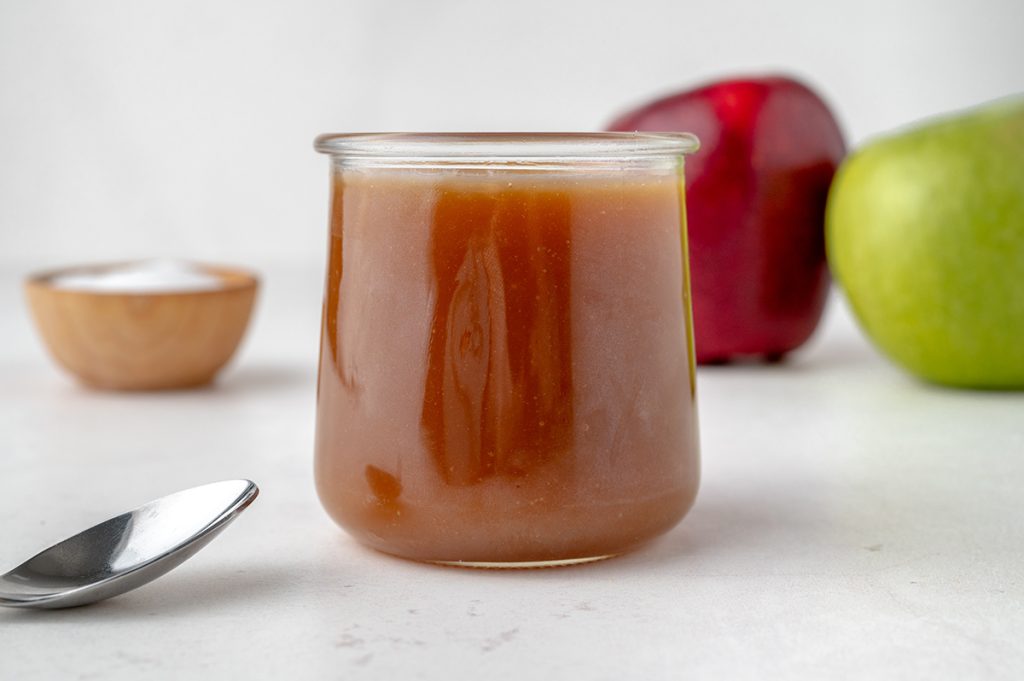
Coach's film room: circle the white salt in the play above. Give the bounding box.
[51,259,224,293]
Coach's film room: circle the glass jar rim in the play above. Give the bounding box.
[313,132,699,161]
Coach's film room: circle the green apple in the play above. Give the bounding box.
[826,97,1024,388]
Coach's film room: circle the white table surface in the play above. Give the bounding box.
[1,263,1022,681]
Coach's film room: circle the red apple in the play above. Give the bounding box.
[608,76,845,362]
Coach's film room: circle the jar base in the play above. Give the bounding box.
[427,554,616,569]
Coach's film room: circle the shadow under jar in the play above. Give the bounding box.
[314,133,701,567]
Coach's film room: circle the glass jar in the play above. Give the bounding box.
[313,133,700,567]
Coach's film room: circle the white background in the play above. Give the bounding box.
[1,0,1022,268]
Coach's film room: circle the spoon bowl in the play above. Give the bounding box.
[0,480,258,609]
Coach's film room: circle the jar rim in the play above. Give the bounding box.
[313,132,699,160]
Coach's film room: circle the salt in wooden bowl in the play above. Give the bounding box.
[25,261,259,390]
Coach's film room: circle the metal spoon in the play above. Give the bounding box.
[0,479,258,609]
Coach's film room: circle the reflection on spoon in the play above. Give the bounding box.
[0,480,258,610]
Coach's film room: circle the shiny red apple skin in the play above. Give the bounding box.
[608,76,846,362]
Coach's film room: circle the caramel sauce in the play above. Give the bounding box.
[315,169,700,563]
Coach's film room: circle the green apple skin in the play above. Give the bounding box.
[826,98,1024,388]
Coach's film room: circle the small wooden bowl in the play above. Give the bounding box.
[25,262,259,390]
